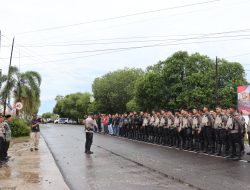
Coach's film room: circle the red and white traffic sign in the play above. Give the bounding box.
[16,102,23,110]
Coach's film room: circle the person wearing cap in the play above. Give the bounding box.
[30,114,40,151]
[226,106,244,160]
[2,114,12,162]
[201,106,215,154]
[0,114,5,166]
[191,109,201,152]
[85,113,96,154]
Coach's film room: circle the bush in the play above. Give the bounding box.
[10,117,31,137]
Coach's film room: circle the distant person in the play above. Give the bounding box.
[30,114,40,151]
[103,114,109,134]
[0,114,5,166]
[97,115,102,133]
[247,115,250,155]
[93,115,98,132]
[85,113,95,154]
[108,114,113,135]
[2,115,12,161]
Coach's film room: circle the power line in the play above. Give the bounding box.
[20,36,250,66]
[4,33,250,48]
[13,0,247,45]
[2,32,250,59]
[16,0,220,35]
[3,29,250,67]
[1,35,250,59]
[21,49,126,66]
[12,28,250,46]
[1,35,52,66]
[224,52,250,59]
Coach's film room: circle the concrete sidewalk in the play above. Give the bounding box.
[0,136,69,190]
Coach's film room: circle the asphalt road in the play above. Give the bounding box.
[41,124,250,190]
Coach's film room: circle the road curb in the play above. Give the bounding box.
[40,133,71,190]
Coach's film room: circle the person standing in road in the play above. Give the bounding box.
[159,111,166,145]
[181,110,192,150]
[30,114,40,151]
[214,106,228,156]
[149,111,156,143]
[175,110,182,148]
[2,115,12,161]
[141,112,148,141]
[201,107,215,154]
[112,114,120,136]
[167,111,175,147]
[247,115,250,155]
[108,114,114,135]
[153,112,160,144]
[97,115,102,133]
[192,109,202,152]
[226,106,243,160]
[103,114,109,134]
[85,113,95,154]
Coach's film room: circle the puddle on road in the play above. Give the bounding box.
[19,172,41,183]
[0,140,43,188]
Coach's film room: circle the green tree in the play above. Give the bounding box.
[134,51,247,111]
[53,92,91,122]
[126,98,141,112]
[16,71,42,116]
[0,66,19,114]
[87,101,100,114]
[0,66,41,117]
[92,68,144,113]
[42,112,57,119]
[218,59,247,107]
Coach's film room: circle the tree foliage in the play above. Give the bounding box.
[52,51,248,115]
[42,112,58,120]
[0,66,41,117]
[53,92,91,121]
[92,68,144,113]
[135,51,248,111]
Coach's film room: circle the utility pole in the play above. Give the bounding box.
[215,56,219,106]
[3,37,15,115]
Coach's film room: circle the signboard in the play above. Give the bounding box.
[237,85,250,115]
[15,102,23,110]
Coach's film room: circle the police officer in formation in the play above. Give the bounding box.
[115,105,247,161]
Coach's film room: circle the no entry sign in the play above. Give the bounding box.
[16,102,23,110]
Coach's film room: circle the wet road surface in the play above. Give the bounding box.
[41,124,250,190]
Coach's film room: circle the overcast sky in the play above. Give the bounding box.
[0,0,250,114]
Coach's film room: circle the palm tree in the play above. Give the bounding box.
[0,66,41,117]
[0,66,19,115]
[15,71,42,116]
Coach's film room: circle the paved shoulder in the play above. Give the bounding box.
[0,136,70,190]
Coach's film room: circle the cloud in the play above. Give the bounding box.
[1,0,250,114]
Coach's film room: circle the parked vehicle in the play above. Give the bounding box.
[54,118,69,124]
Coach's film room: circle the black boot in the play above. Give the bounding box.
[233,143,241,161]
[226,146,234,159]
[196,142,202,153]
[216,144,222,156]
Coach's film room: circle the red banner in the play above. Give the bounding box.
[237,85,250,115]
